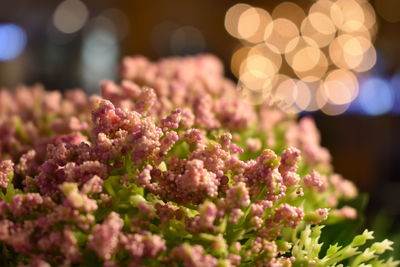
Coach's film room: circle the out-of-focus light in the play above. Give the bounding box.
[264,18,299,54]
[53,0,89,34]
[309,12,336,35]
[302,81,323,111]
[239,70,272,92]
[294,50,328,82]
[271,2,306,25]
[389,74,400,113]
[359,77,394,115]
[231,46,250,78]
[323,69,359,105]
[329,34,373,70]
[285,36,318,66]
[330,0,365,32]
[294,79,311,111]
[170,26,205,55]
[225,4,251,39]
[0,23,26,61]
[238,44,282,92]
[310,0,334,17]
[321,102,350,115]
[301,13,336,48]
[82,26,118,93]
[361,2,376,30]
[245,44,282,75]
[273,75,298,110]
[375,0,400,23]
[353,45,377,72]
[292,47,321,72]
[225,0,378,115]
[245,8,272,44]
[237,7,261,40]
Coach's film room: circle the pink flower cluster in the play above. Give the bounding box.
[0,55,371,267]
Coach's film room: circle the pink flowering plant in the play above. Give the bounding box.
[0,55,398,266]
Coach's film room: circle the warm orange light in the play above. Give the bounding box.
[330,0,365,33]
[353,46,377,73]
[238,7,261,40]
[292,47,321,72]
[323,69,359,104]
[264,18,299,54]
[321,101,350,115]
[225,4,251,39]
[285,36,319,67]
[273,75,298,109]
[293,80,311,111]
[294,50,328,83]
[226,0,378,115]
[231,46,251,78]
[245,8,272,44]
[271,2,306,26]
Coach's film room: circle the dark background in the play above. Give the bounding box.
[0,0,399,230]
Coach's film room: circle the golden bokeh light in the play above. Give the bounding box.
[323,69,359,104]
[323,80,352,105]
[293,80,311,111]
[360,1,376,30]
[302,81,324,112]
[238,45,282,92]
[271,2,306,26]
[339,25,371,40]
[353,45,377,73]
[239,69,272,92]
[285,36,319,67]
[245,44,282,74]
[272,75,298,109]
[245,8,272,44]
[301,15,336,48]
[329,34,370,70]
[226,0,378,115]
[330,0,365,33]
[264,18,299,54]
[231,46,250,78]
[310,0,334,17]
[237,7,261,40]
[292,47,321,72]
[309,12,336,35]
[224,4,251,39]
[293,49,328,83]
[321,101,350,115]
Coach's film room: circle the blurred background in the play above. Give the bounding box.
[0,0,399,234]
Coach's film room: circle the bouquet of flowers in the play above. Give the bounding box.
[0,54,397,266]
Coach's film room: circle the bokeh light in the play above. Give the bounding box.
[237,7,260,40]
[82,19,119,93]
[225,0,378,115]
[53,0,89,34]
[323,69,359,105]
[264,18,299,54]
[358,77,394,115]
[225,4,251,39]
[0,23,27,61]
[301,14,336,48]
[271,2,305,26]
